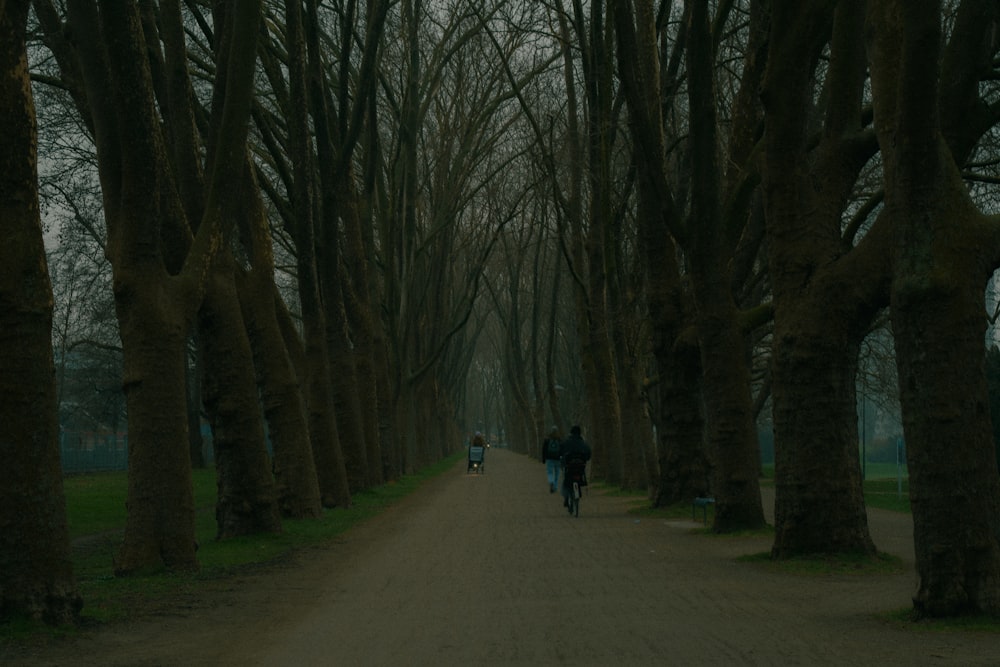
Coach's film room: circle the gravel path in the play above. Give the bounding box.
[7,448,997,666]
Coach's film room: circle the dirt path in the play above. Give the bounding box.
[6,448,997,666]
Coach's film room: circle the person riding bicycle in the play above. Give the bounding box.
[559,425,591,510]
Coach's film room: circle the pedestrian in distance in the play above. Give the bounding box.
[468,431,487,472]
[560,425,592,510]
[541,426,563,493]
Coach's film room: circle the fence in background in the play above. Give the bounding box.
[60,429,217,473]
[60,432,128,473]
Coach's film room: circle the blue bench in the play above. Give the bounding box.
[692,497,715,525]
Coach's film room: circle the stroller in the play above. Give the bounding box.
[467,445,485,474]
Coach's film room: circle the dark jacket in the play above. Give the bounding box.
[559,432,591,465]
[541,435,562,462]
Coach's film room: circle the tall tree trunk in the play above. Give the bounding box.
[684,0,765,531]
[52,0,263,573]
[545,250,568,433]
[340,185,384,486]
[38,0,265,573]
[238,275,322,519]
[314,2,387,480]
[254,286,323,515]
[302,0,374,494]
[584,4,624,485]
[892,252,1000,615]
[611,0,708,504]
[0,0,82,624]
[374,314,400,481]
[318,231,370,493]
[652,332,709,505]
[198,250,282,538]
[115,287,199,572]
[264,285,328,512]
[870,0,1000,616]
[234,156,322,518]
[614,323,650,491]
[301,315,351,508]
[767,294,877,556]
[285,0,351,508]
[556,5,623,483]
[760,0,880,557]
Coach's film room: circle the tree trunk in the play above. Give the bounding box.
[615,334,650,491]
[555,5,623,484]
[239,275,322,519]
[234,159,322,519]
[301,0,373,495]
[319,245,371,493]
[611,0,708,505]
[893,259,1000,615]
[374,314,401,481]
[115,281,199,572]
[769,297,876,556]
[284,0,351,508]
[760,0,880,556]
[42,0,263,573]
[651,332,709,505]
[0,0,82,624]
[299,299,351,508]
[870,0,1000,616]
[198,250,282,539]
[340,186,384,486]
[685,0,764,531]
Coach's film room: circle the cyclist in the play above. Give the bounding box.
[560,425,591,511]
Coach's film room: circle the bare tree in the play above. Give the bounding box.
[0,0,81,624]
[869,0,1000,617]
[33,0,265,572]
[760,0,882,557]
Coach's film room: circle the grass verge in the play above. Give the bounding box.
[2,453,463,645]
[737,550,904,576]
[880,608,1000,633]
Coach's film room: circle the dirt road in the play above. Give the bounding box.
[7,448,998,666]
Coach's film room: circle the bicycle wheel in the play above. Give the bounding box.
[571,482,580,517]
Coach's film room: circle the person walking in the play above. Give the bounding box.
[541,426,563,493]
[560,425,592,510]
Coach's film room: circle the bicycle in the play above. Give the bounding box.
[564,458,587,517]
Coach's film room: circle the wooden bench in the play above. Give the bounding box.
[692,497,715,525]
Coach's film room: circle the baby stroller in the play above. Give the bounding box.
[467,445,485,474]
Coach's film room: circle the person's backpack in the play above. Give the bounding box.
[546,438,561,456]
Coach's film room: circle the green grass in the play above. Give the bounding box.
[622,469,910,525]
[62,472,130,538]
[738,550,904,576]
[4,453,463,641]
[759,464,910,513]
[862,478,910,512]
[881,608,1000,633]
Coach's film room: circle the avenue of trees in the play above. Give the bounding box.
[2,0,1000,625]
